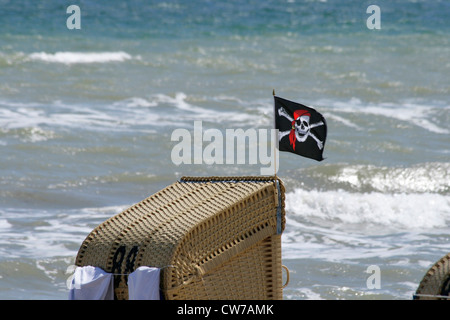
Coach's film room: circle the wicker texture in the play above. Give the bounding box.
[414,253,450,300]
[75,176,286,300]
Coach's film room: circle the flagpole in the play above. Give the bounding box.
[272,89,277,180]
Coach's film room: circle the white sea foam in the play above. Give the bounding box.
[28,51,134,64]
[0,104,118,131]
[285,188,450,230]
[0,100,162,132]
[318,98,450,134]
[147,92,257,123]
[327,163,450,194]
[0,206,127,259]
[281,212,448,264]
[117,97,158,108]
[324,113,362,130]
[0,93,251,134]
[0,219,11,230]
[0,93,256,131]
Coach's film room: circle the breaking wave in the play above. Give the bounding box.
[319,98,450,134]
[284,163,450,231]
[285,188,450,230]
[326,163,450,194]
[28,51,135,64]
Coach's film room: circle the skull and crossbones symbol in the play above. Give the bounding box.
[278,106,325,151]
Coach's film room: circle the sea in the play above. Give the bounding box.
[0,0,449,300]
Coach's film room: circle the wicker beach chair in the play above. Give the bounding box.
[75,176,287,300]
[414,253,450,300]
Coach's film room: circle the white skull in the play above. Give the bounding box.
[295,115,310,142]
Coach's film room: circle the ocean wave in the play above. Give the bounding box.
[0,93,256,134]
[285,187,450,230]
[285,162,450,195]
[0,99,162,133]
[28,51,135,64]
[0,219,12,230]
[326,163,450,194]
[138,92,260,124]
[0,206,126,260]
[115,97,158,108]
[318,98,450,134]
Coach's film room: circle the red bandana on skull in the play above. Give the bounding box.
[289,110,310,151]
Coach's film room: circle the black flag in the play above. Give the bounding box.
[274,95,327,161]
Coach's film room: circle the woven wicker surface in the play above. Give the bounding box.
[414,253,450,300]
[75,176,285,300]
[166,235,283,300]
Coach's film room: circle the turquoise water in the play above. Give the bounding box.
[0,0,449,299]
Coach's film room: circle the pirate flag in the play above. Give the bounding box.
[274,95,327,161]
